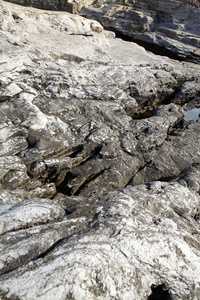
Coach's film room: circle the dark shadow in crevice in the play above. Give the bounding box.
[132,38,185,62]
[108,28,184,62]
[125,162,147,188]
[88,211,101,228]
[73,169,105,196]
[32,236,71,261]
[56,145,103,195]
[130,107,157,120]
[56,172,77,196]
[147,283,173,300]
[68,145,84,158]
[64,204,77,216]
[104,26,199,63]
[159,175,177,182]
[167,119,189,137]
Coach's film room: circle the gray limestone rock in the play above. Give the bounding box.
[0,156,30,189]
[79,0,200,63]
[0,182,200,299]
[3,0,200,62]
[0,1,200,299]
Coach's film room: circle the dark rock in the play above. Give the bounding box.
[148,283,173,300]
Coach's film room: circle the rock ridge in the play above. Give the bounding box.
[3,0,200,63]
[0,0,200,299]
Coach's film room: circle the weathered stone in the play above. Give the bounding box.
[0,156,30,190]
[176,165,200,193]
[0,182,56,213]
[0,198,65,235]
[0,182,200,299]
[0,216,85,275]
[0,1,200,299]
[0,83,22,101]
[79,0,200,63]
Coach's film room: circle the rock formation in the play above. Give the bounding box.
[4,0,200,62]
[0,0,200,299]
[79,0,200,63]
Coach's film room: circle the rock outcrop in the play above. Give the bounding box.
[1,182,200,299]
[0,0,200,299]
[79,0,200,63]
[3,0,200,61]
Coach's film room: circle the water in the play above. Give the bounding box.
[184,107,200,122]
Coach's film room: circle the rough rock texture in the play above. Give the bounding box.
[79,0,200,63]
[1,182,200,299]
[0,0,200,299]
[4,0,200,61]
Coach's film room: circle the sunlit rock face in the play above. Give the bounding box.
[3,0,200,61]
[1,182,200,300]
[79,0,200,63]
[0,0,200,299]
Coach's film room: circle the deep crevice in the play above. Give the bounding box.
[194,213,200,222]
[108,28,187,62]
[68,145,84,158]
[147,283,173,300]
[73,169,105,196]
[121,147,134,156]
[130,106,157,120]
[132,38,186,62]
[56,145,103,195]
[32,235,71,261]
[56,171,77,196]
[159,175,178,182]
[167,119,189,137]
[125,162,147,187]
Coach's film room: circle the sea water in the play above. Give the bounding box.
[184,107,200,122]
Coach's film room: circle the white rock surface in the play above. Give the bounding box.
[0,1,200,299]
[0,182,200,299]
[0,198,65,235]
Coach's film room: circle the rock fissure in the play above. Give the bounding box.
[0,0,200,299]
[32,235,74,261]
[73,169,107,196]
[147,283,173,300]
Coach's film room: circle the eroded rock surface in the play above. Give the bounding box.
[1,182,200,299]
[79,0,200,63]
[0,0,200,299]
[3,0,200,61]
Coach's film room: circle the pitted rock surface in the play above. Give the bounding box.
[0,0,200,299]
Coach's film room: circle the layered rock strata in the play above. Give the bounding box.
[4,0,200,62]
[0,0,200,299]
[79,0,200,63]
